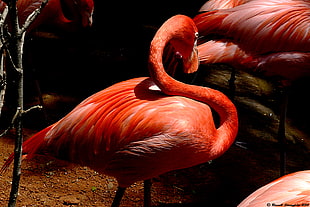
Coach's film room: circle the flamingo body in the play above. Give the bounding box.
[0,0,94,32]
[2,77,233,188]
[29,77,220,187]
[1,15,238,196]
[199,0,250,11]
[194,0,310,83]
[238,170,310,207]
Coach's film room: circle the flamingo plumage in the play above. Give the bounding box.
[238,170,310,207]
[194,0,310,84]
[1,15,238,206]
[199,0,251,11]
[193,0,310,176]
[0,0,94,32]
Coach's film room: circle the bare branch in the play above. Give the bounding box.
[2,0,50,206]
[0,6,8,20]
[5,47,20,73]
[0,6,8,28]
[0,6,8,50]
[0,105,43,137]
[5,0,25,206]
[19,0,49,35]
[23,105,43,114]
[0,52,6,118]
[0,6,8,117]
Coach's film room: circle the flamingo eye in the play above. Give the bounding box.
[194,32,199,47]
[175,51,183,59]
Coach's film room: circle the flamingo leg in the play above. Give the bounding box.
[229,67,250,150]
[144,179,152,207]
[29,66,49,124]
[111,186,126,207]
[278,89,288,176]
[34,76,48,123]
[228,67,236,101]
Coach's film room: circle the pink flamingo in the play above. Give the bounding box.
[199,0,251,11]
[193,0,310,175]
[194,0,310,84]
[1,15,238,206]
[238,170,310,206]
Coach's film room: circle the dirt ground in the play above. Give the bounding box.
[0,125,309,207]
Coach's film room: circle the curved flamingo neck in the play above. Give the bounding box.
[148,15,238,156]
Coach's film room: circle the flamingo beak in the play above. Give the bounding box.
[82,10,93,27]
[182,32,200,74]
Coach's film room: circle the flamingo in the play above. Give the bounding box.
[194,0,310,84]
[0,0,94,32]
[195,0,252,100]
[199,0,251,11]
[238,170,310,206]
[0,15,238,206]
[193,0,310,175]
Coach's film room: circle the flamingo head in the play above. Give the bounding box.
[160,15,200,77]
[60,0,94,28]
[78,0,94,27]
[170,31,199,74]
[149,15,200,89]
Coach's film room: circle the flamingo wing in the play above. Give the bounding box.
[238,170,310,207]
[197,38,310,81]
[197,39,250,66]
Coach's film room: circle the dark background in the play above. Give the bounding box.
[8,0,207,126]
[24,0,206,98]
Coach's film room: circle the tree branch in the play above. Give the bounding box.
[0,105,43,137]
[0,6,8,117]
[2,0,49,206]
[18,0,48,36]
